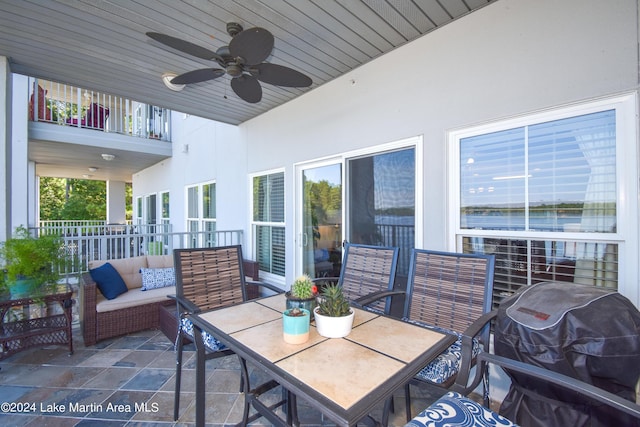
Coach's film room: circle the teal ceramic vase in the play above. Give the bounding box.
[283,308,310,344]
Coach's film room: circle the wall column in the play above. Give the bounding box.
[106,180,126,224]
[0,56,10,240]
[10,74,32,231]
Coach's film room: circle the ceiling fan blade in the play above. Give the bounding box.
[251,63,312,87]
[229,27,274,65]
[147,32,223,61]
[231,74,262,103]
[171,69,225,84]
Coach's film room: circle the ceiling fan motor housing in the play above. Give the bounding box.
[226,22,243,37]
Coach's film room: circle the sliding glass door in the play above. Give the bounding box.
[296,141,418,279]
[346,148,415,275]
[299,162,343,278]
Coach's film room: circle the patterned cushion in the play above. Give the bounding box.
[180,317,227,352]
[408,322,481,384]
[405,391,518,427]
[140,267,175,290]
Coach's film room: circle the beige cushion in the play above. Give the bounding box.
[96,286,175,313]
[147,254,174,269]
[89,256,148,290]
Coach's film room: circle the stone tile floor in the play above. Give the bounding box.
[0,325,444,426]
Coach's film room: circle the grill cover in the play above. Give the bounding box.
[494,281,640,427]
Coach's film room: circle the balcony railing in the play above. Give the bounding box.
[31,224,242,278]
[28,77,171,142]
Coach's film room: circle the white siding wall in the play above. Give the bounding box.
[132,114,246,243]
[242,0,639,283]
[134,0,639,291]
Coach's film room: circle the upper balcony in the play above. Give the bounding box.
[29,77,172,141]
[25,77,173,182]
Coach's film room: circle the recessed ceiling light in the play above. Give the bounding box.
[101,153,115,161]
[162,72,185,92]
[88,167,98,172]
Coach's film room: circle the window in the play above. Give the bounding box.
[252,171,285,280]
[451,95,638,307]
[186,181,216,248]
[161,191,170,246]
[135,197,143,225]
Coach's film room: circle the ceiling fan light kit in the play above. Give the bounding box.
[161,72,186,91]
[147,23,312,103]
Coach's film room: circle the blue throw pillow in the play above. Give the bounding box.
[90,262,128,300]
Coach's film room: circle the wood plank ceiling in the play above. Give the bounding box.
[0,0,496,126]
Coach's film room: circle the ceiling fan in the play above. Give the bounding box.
[147,23,312,103]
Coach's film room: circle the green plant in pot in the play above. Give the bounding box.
[286,274,318,319]
[0,268,8,297]
[0,226,68,298]
[313,284,355,338]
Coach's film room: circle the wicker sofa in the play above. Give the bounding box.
[80,255,261,346]
[80,255,175,346]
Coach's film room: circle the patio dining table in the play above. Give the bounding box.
[189,293,456,427]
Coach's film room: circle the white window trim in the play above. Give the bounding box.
[447,93,639,306]
[160,190,170,222]
[185,180,216,232]
[249,168,286,285]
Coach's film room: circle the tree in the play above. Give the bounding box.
[40,178,133,222]
[39,177,66,220]
[40,178,108,220]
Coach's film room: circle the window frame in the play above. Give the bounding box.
[185,180,216,247]
[448,94,639,306]
[250,168,286,285]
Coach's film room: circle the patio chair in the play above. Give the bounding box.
[313,243,401,314]
[171,245,283,421]
[402,249,495,420]
[406,351,640,427]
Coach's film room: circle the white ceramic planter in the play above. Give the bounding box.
[313,307,355,338]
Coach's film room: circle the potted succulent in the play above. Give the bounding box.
[285,274,318,319]
[0,226,69,298]
[282,307,311,344]
[313,284,355,338]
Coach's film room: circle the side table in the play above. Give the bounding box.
[0,285,74,361]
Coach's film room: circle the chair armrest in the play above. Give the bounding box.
[454,310,498,389]
[353,290,405,308]
[80,273,98,346]
[467,353,640,420]
[173,294,201,315]
[246,280,284,295]
[80,273,97,307]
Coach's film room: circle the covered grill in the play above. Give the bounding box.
[494,281,640,427]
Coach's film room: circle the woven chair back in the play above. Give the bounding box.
[339,243,399,313]
[174,245,247,312]
[405,249,495,335]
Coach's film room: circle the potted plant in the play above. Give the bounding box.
[0,226,69,298]
[313,284,355,338]
[285,274,318,319]
[282,307,311,344]
[0,268,8,298]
